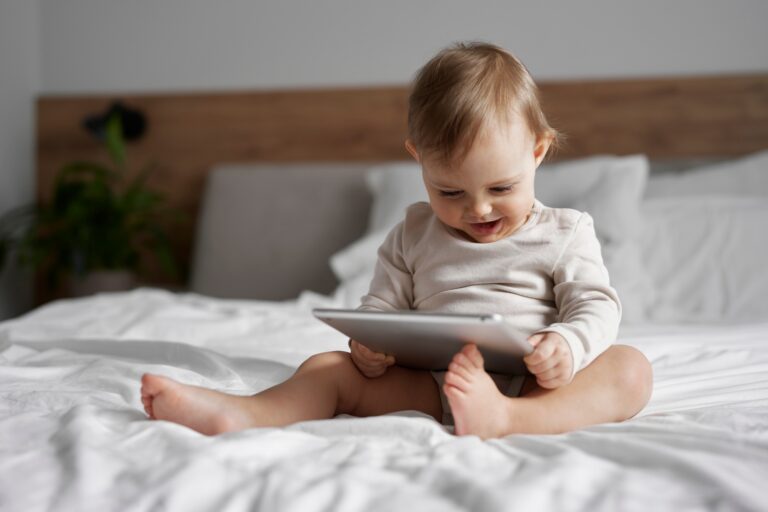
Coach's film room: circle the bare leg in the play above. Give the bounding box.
[141,351,443,435]
[444,344,653,438]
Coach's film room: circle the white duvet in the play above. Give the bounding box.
[2,288,768,512]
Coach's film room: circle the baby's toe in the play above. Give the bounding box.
[444,369,470,391]
[448,361,473,381]
[443,382,462,398]
[141,373,171,396]
[450,351,469,369]
[461,344,485,369]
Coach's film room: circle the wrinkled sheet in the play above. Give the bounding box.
[1,289,767,511]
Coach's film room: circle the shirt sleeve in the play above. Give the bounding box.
[536,212,622,378]
[358,221,414,312]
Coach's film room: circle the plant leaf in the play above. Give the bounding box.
[105,113,126,168]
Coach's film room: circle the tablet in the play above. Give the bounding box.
[312,308,533,375]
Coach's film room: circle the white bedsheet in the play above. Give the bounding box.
[1,288,767,511]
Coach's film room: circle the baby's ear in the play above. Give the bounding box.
[532,135,552,166]
[404,139,421,163]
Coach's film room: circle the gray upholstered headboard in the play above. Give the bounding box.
[190,163,374,300]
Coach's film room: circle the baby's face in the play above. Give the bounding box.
[415,119,549,243]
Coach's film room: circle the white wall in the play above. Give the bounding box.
[0,0,39,320]
[1,0,767,319]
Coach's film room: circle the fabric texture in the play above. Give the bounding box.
[358,201,621,378]
[2,288,768,511]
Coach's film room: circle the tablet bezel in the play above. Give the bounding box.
[312,308,533,375]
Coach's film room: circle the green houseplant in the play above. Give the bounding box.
[0,104,178,297]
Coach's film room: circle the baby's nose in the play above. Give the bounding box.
[468,200,493,218]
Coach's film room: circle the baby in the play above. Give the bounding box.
[141,42,653,439]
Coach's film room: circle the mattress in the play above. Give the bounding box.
[1,288,767,511]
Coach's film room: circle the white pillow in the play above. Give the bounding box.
[364,161,425,235]
[332,155,651,322]
[329,230,388,283]
[645,149,768,198]
[640,196,768,323]
[535,154,648,245]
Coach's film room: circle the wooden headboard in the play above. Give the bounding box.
[36,73,768,289]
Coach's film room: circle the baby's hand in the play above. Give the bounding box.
[349,339,395,378]
[523,332,573,389]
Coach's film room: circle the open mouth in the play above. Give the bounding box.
[469,218,502,235]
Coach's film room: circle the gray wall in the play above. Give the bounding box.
[1,0,767,319]
[39,0,768,93]
[0,0,39,320]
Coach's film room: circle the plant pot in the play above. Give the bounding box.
[68,270,138,298]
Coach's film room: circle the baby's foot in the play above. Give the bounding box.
[140,374,255,435]
[443,344,515,439]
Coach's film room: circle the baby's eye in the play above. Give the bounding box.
[439,190,463,198]
[491,185,514,193]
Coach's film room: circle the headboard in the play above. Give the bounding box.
[36,74,768,297]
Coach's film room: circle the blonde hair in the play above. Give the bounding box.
[408,41,563,165]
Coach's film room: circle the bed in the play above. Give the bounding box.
[2,74,768,511]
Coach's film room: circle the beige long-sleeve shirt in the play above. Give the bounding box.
[359,200,621,378]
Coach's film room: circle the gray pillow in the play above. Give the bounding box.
[190,163,371,300]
